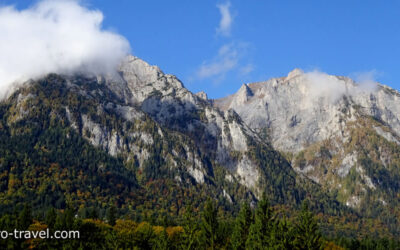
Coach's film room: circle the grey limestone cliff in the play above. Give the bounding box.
[214,69,400,209]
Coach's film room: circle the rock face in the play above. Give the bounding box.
[2,56,320,212]
[215,69,400,152]
[3,55,400,235]
[111,56,306,202]
[113,56,260,192]
[195,91,208,100]
[214,69,400,210]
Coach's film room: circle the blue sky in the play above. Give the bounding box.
[3,0,400,99]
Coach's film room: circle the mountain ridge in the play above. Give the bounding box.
[214,68,400,218]
[0,58,308,209]
[1,56,400,237]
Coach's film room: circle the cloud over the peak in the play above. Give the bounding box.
[216,1,233,37]
[298,69,379,105]
[0,0,130,98]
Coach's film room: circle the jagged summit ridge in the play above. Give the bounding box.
[287,68,304,79]
[93,55,191,106]
[214,69,400,211]
[232,84,253,105]
[195,91,208,100]
[18,55,298,200]
[214,69,400,152]
[119,55,164,86]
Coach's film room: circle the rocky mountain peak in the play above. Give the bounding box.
[195,91,208,100]
[211,69,400,213]
[232,84,253,105]
[286,68,304,79]
[214,70,400,152]
[112,55,186,103]
[119,55,164,85]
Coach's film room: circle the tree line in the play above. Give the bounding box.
[1,197,399,249]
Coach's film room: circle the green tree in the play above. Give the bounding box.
[200,200,219,250]
[152,229,170,250]
[294,202,323,250]
[231,203,253,250]
[88,207,99,219]
[0,214,19,249]
[181,205,200,250]
[245,195,274,249]
[17,204,32,230]
[64,208,75,230]
[270,216,295,249]
[106,206,117,226]
[45,207,57,229]
[134,222,155,249]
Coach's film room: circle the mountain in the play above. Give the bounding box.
[214,69,400,219]
[2,56,400,237]
[0,56,344,220]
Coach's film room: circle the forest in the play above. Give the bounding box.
[1,198,399,249]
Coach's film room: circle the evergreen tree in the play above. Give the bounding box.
[0,214,18,249]
[245,195,274,249]
[200,200,219,250]
[45,207,57,229]
[181,205,200,250]
[231,203,253,250]
[294,202,323,250]
[88,207,99,219]
[152,229,170,250]
[106,206,117,226]
[64,208,75,230]
[54,211,65,230]
[17,204,32,230]
[270,216,295,249]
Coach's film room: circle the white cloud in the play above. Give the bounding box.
[304,70,349,103]
[0,0,130,99]
[216,1,233,37]
[298,69,379,105]
[196,43,242,80]
[352,70,379,93]
[194,1,255,83]
[239,64,254,75]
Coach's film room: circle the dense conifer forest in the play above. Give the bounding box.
[1,198,399,249]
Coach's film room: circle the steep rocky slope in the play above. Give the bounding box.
[0,57,348,219]
[111,56,300,201]
[214,69,400,215]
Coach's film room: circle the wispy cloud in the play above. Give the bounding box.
[239,64,254,75]
[196,43,248,81]
[347,70,379,95]
[193,2,254,83]
[353,71,378,83]
[216,1,233,37]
